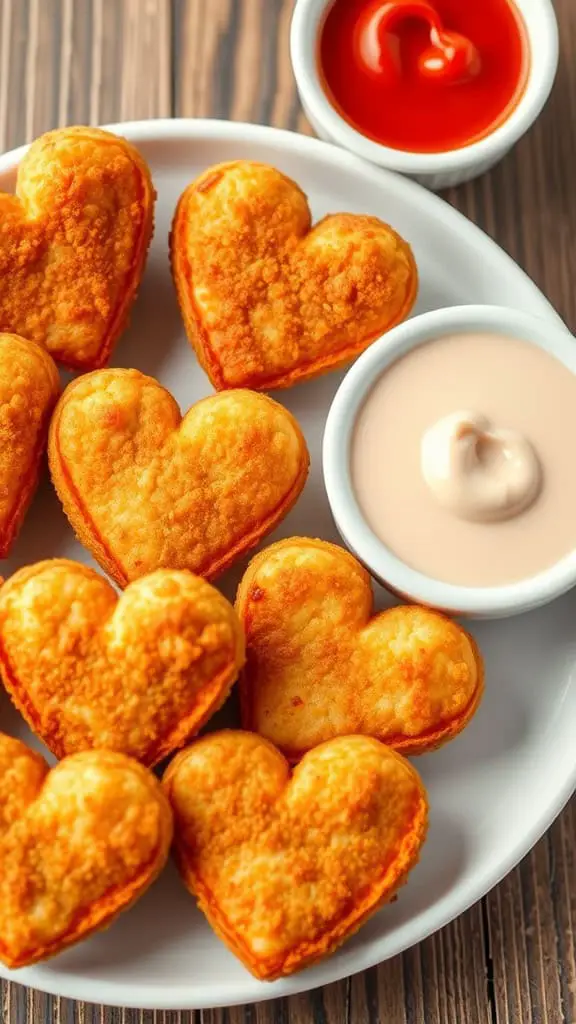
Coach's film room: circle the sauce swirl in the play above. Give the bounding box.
[420,410,542,523]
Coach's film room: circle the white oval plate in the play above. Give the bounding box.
[0,120,574,1010]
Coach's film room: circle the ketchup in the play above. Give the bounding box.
[319,0,530,153]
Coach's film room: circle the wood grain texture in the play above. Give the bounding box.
[1,0,576,1022]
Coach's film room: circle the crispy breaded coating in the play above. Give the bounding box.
[170,161,418,390]
[164,731,428,980]
[0,126,154,370]
[236,538,484,758]
[0,334,60,556]
[48,369,309,587]
[0,735,172,968]
[0,560,245,765]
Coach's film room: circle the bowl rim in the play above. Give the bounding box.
[323,304,576,618]
[290,0,559,175]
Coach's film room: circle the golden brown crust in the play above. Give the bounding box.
[170,160,418,391]
[0,735,172,968]
[0,126,155,370]
[48,369,309,586]
[236,538,484,758]
[0,334,60,556]
[0,560,245,765]
[164,731,428,980]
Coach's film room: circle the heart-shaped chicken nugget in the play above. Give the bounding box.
[237,538,484,759]
[170,161,418,390]
[0,560,244,765]
[0,334,60,556]
[0,734,172,968]
[164,730,427,980]
[48,369,309,586]
[0,126,154,370]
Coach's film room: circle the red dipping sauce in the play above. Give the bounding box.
[319,0,530,153]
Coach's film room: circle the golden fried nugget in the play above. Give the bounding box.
[236,538,484,759]
[0,334,60,556]
[170,161,418,390]
[0,560,245,765]
[0,126,154,370]
[48,369,309,586]
[0,735,172,968]
[164,731,428,980]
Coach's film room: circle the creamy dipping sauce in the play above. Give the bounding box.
[351,332,576,587]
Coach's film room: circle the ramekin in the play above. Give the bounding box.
[291,0,559,190]
[323,305,576,619]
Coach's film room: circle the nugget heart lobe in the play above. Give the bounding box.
[236,538,484,758]
[0,333,60,556]
[0,561,245,765]
[0,126,154,370]
[164,731,428,980]
[48,369,309,586]
[170,160,418,390]
[0,736,172,968]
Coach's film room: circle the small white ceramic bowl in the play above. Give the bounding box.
[291,0,559,190]
[323,304,576,619]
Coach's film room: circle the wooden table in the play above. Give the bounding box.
[1,0,575,1021]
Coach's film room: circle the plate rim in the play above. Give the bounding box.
[0,117,572,1009]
